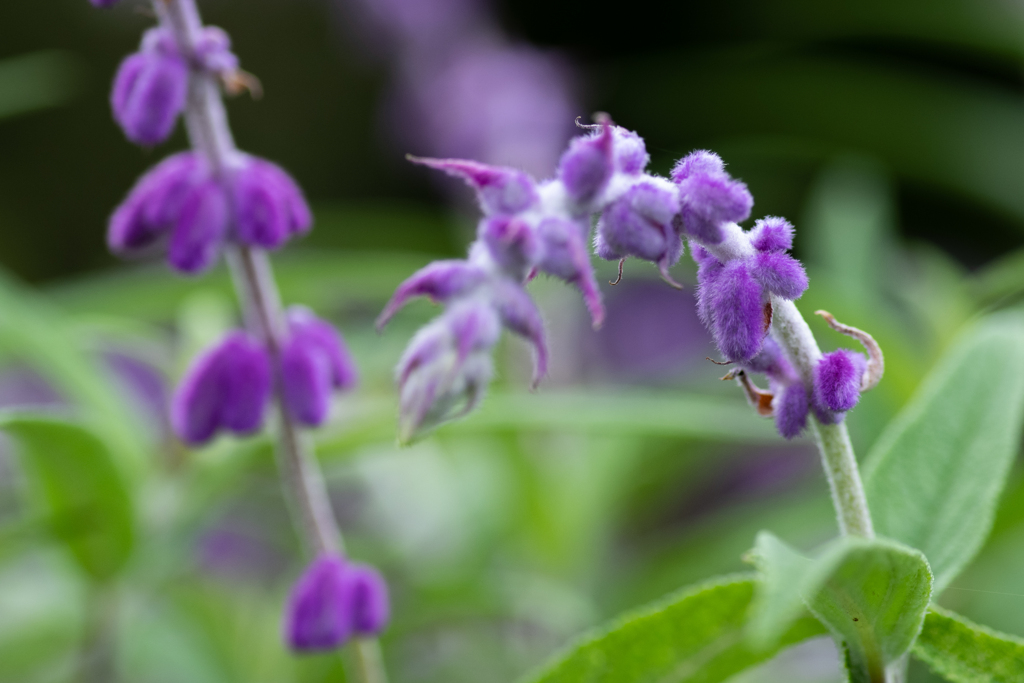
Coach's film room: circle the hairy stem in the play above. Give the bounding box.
[153,1,385,679]
[700,223,875,539]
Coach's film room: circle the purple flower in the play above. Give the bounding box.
[750,251,808,300]
[285,554,354,652]
[557,119,613,207]
[772,382,810,440]
[535,217,604,327]
[377,260,489,330]
[672,150,753,244]
[281,307,359,427]
[815,349,867,413]
[233,156,312,249]
[702,259,769,363]
[750,216,794,253]
[111,29,188,147]
[595,179,683,284]
[739,338,811,440]
[171,331,272,445]
[347,564,390,636]
[284,555,390,651]
[479,216,542,277]
[168,179,229,274]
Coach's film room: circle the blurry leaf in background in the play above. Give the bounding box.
[0,51,83,122]
[912,606,1024,683]
[749,532,932,679]
[522,575,825,683]
[863,311,1024,593]
[1,414,135,582]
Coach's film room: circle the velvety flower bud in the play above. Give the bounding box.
[111,31,188,146]
[108,151,202,255]
[408,156,539,216]
[233,156,312,250]
[346,564,390,636]
[595,179,683,283]
[535,217,604,327]
[557,120,613,207]
[281,307,359,427]
[168,179,229,274]
[285,554,354,652]
[773,382,809,440]
[171,331,272,445]
[751,251,808,300]
[611,127,650,175]
[377,260,489,329]
[672,150,753,244]
[490,279,548,386]
[704,259,769,362]
[815,349,867,412]
[479,216,541,277]
[750,216,795,253]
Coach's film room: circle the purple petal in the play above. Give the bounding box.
[284,554,354,652]
[750,216,794,253]
[535,217,604,328]
[677,172,753,244]
[693,250,725,328]
[557,119,614,206]
[111,51,188,146]
[345,564,390,636]
[597,181,681,266]
[377,260,488,330]
[491,281,548,387]
[774,382,809,440]
[281,308,358,426]
[670,150,726,184]
[814,349,867,413]
[612,127,650,175]
[446,302,502,363]
[479,215,541,276]
[171,343,224,446]
[751,251,808,300]
[407,156,539,216]
[708,260,768,362]
[233,157,311,249]
[168,180,228,274]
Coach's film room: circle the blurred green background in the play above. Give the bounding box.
[2,1,1024,682]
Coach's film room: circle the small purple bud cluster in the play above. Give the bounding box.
[172,307,358,446]
[284,554,389,652]
[380,119,690,441]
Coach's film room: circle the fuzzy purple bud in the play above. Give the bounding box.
[346,564,390,636]
[751,251,808,300]
[408,156,539,216]
[479,216,541,277]
[557,120,613,207]
[193,27,239,74]
[233,157,312,250]
[171,331,272,445]
[491,280,548,387]
[595,180,682,282]
[377,260,488,329]
[773,382,809,439]
[111,32,188,146]
[701,259,769,362]
[535,217,604,327]
[611,127,650,175]
[750,216,795,253]
[673,151,753,244]
[168,179,228,274]
[281,307,359,427]
[284,554,354,652]
[815,349,867,413]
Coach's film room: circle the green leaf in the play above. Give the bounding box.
[863,313,1024,593]
[749,533,932,682]
[2,414,135,581]
[520,575,826,683]
[912,606,1024,683]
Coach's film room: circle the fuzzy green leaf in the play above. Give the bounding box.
[2,414,135,581]
[863,313,1024,593]
[912,606,1024,683]
[520,575,825,683]
[750,533,932,682]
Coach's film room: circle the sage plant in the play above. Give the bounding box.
[385,117,1024,683]
[90,0,389,673]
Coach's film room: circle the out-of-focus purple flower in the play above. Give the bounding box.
[285,554,354,652]
[346,0,484,53]
[535,216,604,327]
[346,564,390,636]
[233,156,312,249]
[281,307,358,427]
[168,179,229,273]
[376,260,489,329]
[111,29,188,146]
[398,42,576,178]
[815,349,867,413]
[171,331,272,445]
[672,150,753,244]
[407,157,539,216]
[558,120,614,207]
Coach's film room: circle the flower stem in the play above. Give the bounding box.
[153,1,386,679]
